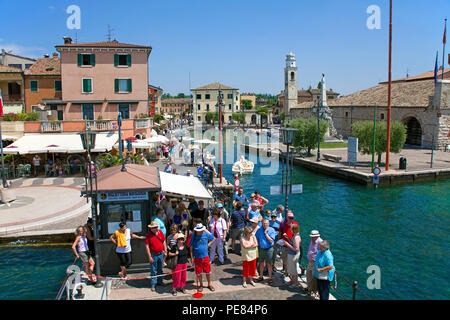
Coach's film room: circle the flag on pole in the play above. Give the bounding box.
[0,88,4,117]
[444,19,447,45]
[434,51,439,87]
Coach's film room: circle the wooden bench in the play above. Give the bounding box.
[322,153,342,163]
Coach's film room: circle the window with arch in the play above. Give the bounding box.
[290,72,295,81]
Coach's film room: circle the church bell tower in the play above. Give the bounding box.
[284,51,298,117]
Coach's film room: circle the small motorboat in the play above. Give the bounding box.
[232,155,254,175]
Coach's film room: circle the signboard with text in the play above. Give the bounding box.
[98,191,149,203]
[347,137,358,166]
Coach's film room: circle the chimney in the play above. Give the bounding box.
[63,36,72,44]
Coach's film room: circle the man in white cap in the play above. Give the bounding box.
[190,223,216,292]
[306,230,322,294]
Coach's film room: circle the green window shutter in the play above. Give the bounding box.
[127,54,131,66]
[77,54,82,66]
[114,54,119,66]
[30,80,38,92]
[114,79,119,92]
[55,80,62,92]
[91,54,95,66]
[83,79,92,93]
[127,79,132,92]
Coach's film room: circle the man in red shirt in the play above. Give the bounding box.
[278,210,299,277]
[145,221,167,291]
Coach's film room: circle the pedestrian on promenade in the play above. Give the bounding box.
[84,218,95,257]
[167,224,179,251]
[32,155,41,176]
[250,216,260,235]
[273,205,284,223]
[278,210,299,277]
[240,226,258,288]
[72,226,97,284]
[247,202,262,227]
[168,233,190,296]
[284,223,301,288]
[208,207,228,265]
[233,187,249,209]
[306,230,322,294]
[313,240,335,300]
[164,162,173,173]
[255,219,276,285]
[230,201,246,254]
[190,223,216,292]
[191,200,208,225]
[145,221,167,291]
[254,190,269,210]
[152,208,167,237]
[269,212,281,234]
[110,222,145,279]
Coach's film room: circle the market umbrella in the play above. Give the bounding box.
[144,135,169,144]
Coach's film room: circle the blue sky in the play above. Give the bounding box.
[0,0,448,96]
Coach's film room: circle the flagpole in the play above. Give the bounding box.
[0,88,7,188]
[431,51,439,168]
[442,18,447,80]
[386,0,393,171]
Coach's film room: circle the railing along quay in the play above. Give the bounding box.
[298,244,372,300]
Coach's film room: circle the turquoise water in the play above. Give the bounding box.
[1,137,449,299]
[0,246,75,300]
[222,143,450,300]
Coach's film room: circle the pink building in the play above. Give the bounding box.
[55,37,152,121]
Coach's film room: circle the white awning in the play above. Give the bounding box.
[3,134,84,154]
[2,133,118,154]
[159,171,213,200]
[1,135,19,141]
[92,133,118,152]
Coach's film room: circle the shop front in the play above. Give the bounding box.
[93,164,161,275]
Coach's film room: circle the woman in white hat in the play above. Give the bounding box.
[240,227,258,288]
[168,233,190,296]
[306,230,322,294]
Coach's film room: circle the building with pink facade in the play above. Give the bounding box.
[54,37,152,121]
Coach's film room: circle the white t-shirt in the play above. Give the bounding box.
[115,229,131,253]
[33,157,40,166]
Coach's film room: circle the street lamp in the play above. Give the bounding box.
[79,126,103,288]
[316,100,321,162]
[279,124,297,214]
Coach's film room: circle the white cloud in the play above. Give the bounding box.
[0,41,46,59]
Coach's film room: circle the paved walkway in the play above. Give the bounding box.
[106,249,319,301]
[0,177,90,238]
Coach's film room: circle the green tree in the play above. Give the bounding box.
[290,118,328,155]
[241,99,253,110]
[255,106,269,129]
[205,111,219,124]
[317,82,322,90]
[152,114,165,123]
[352,121,407,165]
[232,112,246,124]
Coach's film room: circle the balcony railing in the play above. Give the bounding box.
[3,94,23,102]
[134,119,150,129]
[86,120,116,131]
[41,121,63,133]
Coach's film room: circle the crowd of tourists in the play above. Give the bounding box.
[72,187,335,300]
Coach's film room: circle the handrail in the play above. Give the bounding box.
[298,244,372,300]
[55,257,78,300]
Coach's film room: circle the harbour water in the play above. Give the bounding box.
[1,138,449,300]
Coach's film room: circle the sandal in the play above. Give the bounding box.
[268,278,274,286]
[207,285,215,292]
[198,286,203,292]
[255,277,264,282]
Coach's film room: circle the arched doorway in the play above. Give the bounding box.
[404,117,422,146]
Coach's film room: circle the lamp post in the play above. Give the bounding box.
[280,125,297,215]
[79,126,103,287]
[218,90,224,184]
[118,112,123,159]
[317,101,321,162]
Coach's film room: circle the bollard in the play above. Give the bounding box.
[352,281,358,300]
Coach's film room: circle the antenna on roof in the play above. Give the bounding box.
[406,67,409,78]
[106,25,114,42]
[74,32,78,44]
